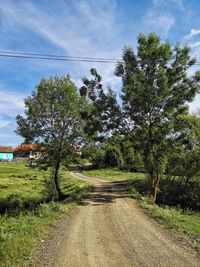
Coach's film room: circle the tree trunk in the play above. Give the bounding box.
[53,161,64,201]
[151,171,160,203]
[151,180,157,203]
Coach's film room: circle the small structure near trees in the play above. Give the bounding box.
[0,146,13,161]
[14,144,43,160]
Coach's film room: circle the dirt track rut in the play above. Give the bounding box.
[33,171,200,267]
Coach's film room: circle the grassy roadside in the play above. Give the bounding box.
[83,168,200,251]
[129,189,200,251]
[0,202,74,267]
[83,168,145,181]
[0,163,90,267]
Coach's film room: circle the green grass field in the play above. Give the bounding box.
[0,162,47,212]
[0,162,90,267]
[83,168,200,251]
[0,162,90,213]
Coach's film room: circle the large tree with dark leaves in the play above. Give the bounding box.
[16,76,83,200]
[115,33,200,202]
[80,68,122,142]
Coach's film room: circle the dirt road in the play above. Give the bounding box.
[33,171,200,267]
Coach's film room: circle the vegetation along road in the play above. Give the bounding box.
[33,171,200,267]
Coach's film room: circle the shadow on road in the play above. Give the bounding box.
[78,181,129,206]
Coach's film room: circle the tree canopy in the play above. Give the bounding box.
[80,68,123,142]
[16,75,83,200]
[115,33,200,201]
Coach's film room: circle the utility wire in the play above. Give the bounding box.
[0,50,119,63]
[0,49,200,65]
[0,50,119,61]
[0,54,118,63]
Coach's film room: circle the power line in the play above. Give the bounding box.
[0,53,118,63]
[0,50,119,61]
[0,50,119,63]
[0,49,200,65]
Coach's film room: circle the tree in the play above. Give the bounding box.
[120,136,144,172]
[16,76,83,200]
[80,68,123,142]
[82,141,107,168]
[79,68,123,169]
[155,113,200,209]
[104,143,124,168]
[163,146,200,210]
[115,33,200,202]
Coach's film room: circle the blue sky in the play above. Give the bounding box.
[0,0,200,146]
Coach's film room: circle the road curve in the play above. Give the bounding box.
[33,171,200,267]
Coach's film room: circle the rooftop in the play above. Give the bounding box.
[0,146,13,153]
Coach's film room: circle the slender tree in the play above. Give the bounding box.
[115,33,200,202]
[16,76,83,200]
[80,68,123,142]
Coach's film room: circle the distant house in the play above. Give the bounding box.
[0,146,13,161]
[14,144,43,159]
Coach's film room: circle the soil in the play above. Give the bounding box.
[31,171,200,267]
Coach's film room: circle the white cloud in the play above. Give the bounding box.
[143,10,175,37]
[183,29,200,40]
[0,90,24,117]
[0,0,121,87]
[189,41,200,49]
[0,90,25,145]
[0,117,11,129]
[0,0,123,145]
[186,41,200,60]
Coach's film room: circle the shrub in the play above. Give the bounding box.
[104,145,124,168]
[42,174,59,201]
[161,148,200,210]
[157,176,200,211]
[0,194,42,214]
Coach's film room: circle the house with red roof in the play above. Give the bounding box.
[0,146,13,161]
[14,144,43,159]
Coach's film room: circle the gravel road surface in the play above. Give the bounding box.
[32,171,200,267]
